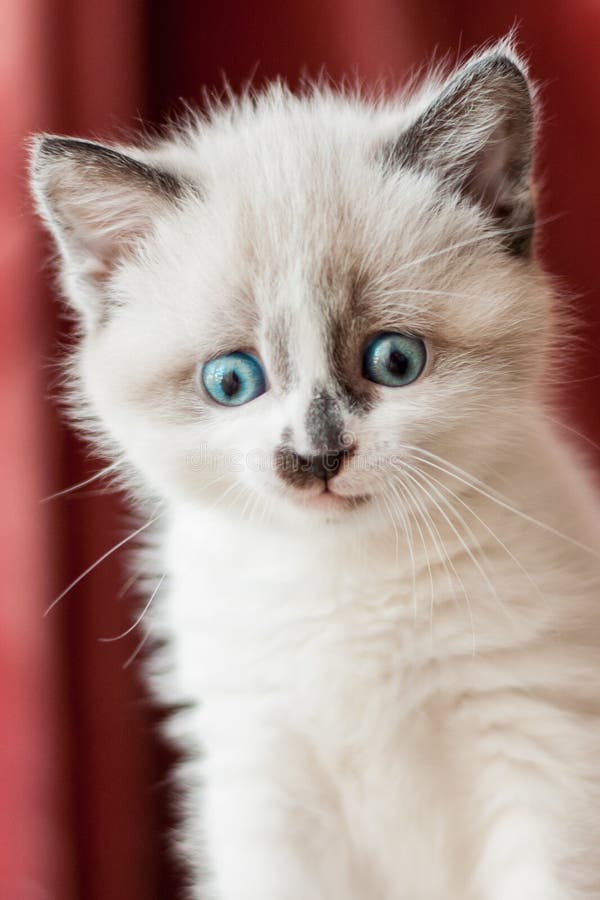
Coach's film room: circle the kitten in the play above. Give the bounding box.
[31,41,600,900]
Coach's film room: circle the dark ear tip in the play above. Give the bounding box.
[466,48,531,93]
[27,135,57,189]
[29,135,104,162]
[28,134,78,178]
[475,49,526,72]
[29,133,191,205]
[27,133,52,163]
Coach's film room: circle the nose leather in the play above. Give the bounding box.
[301,451,344,481]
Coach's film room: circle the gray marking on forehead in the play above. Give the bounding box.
[266,269,377,411]
[328,307,377,415]
[266,313,292,389]
[305,388,345,452]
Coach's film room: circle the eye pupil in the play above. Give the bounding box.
[221,370,240,397]
[387,350,408,377]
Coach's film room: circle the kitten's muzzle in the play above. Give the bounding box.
[275,447,354,488]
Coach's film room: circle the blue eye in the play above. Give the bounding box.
[363,333,427,387]
[201,352,267,406]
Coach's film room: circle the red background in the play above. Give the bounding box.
[2,2,599,898]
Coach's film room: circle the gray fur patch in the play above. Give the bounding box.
[325,273,377,414]
[265,314,292,389]
[305,389,345,452]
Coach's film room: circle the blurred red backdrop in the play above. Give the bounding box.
[2,2,599,898]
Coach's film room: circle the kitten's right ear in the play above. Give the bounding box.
[30,136,188,325]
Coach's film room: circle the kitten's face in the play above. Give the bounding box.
[32,48,550,528]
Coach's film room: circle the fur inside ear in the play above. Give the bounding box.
[389,48,535,255]
[30,136,188,323]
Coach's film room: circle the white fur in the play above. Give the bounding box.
[32,43,600,900]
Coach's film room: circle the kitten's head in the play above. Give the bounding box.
[31,45,551,529]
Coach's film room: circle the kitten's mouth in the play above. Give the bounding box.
[301,487,371,511]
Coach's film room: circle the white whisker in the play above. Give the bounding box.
[45,509,164,617]
[543,413,600,456]
[407,449,600,560]
[123,626,153,670]
[368,216,557,287]
[407,454,544,604]
[116,572,139,601]
[401,465,516,631]
[99,573,166,643]
[397,465,476,654]
[384,478,419,624]
[392,474,438,643]
[41,461,120,503]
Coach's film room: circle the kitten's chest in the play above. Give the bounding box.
[159,516,456,718]
[162,536,471,900]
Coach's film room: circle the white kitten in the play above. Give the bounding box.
[32,41,600,900]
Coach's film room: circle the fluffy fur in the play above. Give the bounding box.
[32,41,600,900]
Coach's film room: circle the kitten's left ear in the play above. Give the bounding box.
[389,48,536,255]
